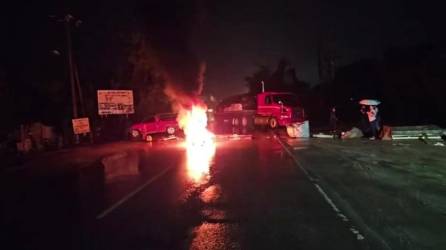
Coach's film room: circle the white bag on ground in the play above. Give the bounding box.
[287,120,310,138]
[341,127,363,139]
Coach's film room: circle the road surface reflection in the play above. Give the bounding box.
[184,140,215,183]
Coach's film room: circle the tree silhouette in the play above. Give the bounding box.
[245,59,310,97]
[126,33,171,120]
[245,65,272,94]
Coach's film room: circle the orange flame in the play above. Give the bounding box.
[178,104,216,182]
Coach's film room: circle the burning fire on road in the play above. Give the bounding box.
[161,60,215,183]
[134,0,215,182]
[178,104,216,182]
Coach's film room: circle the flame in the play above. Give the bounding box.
[178,105,216,182]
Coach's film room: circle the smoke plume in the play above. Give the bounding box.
[140,0,208,111]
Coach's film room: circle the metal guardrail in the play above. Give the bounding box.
[391,125,444,140]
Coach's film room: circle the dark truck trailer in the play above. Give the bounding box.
[214,92,305,129]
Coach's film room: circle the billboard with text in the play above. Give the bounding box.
[97,90,134,115]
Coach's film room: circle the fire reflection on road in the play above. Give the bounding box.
[186,141,215,183]
[190,223,242,250]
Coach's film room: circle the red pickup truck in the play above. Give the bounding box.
[129,113,179,141]
[214,92,305,129]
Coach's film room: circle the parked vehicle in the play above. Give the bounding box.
[214,92,305,129]
[129,113,179,142]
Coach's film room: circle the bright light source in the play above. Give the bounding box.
[178,105,216,182]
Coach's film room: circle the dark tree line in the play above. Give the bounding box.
[246,59,310,95]
[326,43,446,127]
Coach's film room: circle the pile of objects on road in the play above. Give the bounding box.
[310,99,446,144]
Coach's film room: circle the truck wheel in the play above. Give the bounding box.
[241,117,248,127]
[166,127,176,135]
[269,118,278,129]
[130,130,141,141]
[232,118,240,126]
[145,134,153,142]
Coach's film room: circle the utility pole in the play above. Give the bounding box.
[49,14,86,145]
[65,15,78,119]
[64,14,80,144]
[74,62,86,116]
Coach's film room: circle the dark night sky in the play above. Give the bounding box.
[202,0,444,96]
[2,0,445,98]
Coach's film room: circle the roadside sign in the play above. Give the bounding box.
[97,90,134,115]
[72,117,91,135]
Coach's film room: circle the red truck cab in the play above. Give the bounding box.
[255,92,304,128]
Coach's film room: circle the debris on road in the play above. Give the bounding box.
[341,127,363,139]
[286,120,310,138]
[161,135,179,141]
[378,125,392,140]
[312,133,335,138]
[215,134,252,140]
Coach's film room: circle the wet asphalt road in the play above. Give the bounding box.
[1,134,367,250]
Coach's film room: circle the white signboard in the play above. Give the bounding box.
[97,90,134,115]
[72,117,91,135]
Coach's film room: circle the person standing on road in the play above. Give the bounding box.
[359,105,370,137]
[329,107,338,136]
[367,105,380,140]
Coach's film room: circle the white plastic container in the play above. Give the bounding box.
[286,120,310,138]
